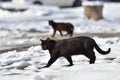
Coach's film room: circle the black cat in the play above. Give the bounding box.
[40,36,111,67]
[48,20,74,37]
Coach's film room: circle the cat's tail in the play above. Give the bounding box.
[94,40,111,55]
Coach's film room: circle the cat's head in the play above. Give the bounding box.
[48,20,54,25]
[40,38,56,50]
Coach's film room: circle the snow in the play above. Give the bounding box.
[82,1,104,6]
[0,2,120,80]
[0,39,120,80]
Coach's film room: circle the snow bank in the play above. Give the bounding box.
[0,37,120,80]
[0,46,47,69]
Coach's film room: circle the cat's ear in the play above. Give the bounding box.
[47,37,50,41]
[48,20,53,22]
[49,20,52,21]
[40,39,44,42]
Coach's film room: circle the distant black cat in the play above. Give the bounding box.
[40,36,111,67]
[48,20,74,37]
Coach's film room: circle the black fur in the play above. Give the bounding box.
[40,36,111,67]
[48,20,74,37]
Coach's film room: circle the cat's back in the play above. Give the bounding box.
[64,36,93,41]
[56,36,93,46]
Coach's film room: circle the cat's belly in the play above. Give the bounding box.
[59,48,85,56]
[71,51,85,55]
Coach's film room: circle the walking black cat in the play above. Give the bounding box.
[40,36,111,67]
[48,20,74,37]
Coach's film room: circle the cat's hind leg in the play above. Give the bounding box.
[84,51,96,64]
[65,56,73,66]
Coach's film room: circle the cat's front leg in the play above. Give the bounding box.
[52,29,56,37]
[45,56,58,67]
